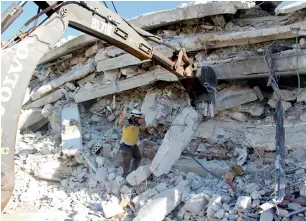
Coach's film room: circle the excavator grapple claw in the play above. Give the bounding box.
[179,66,217,116]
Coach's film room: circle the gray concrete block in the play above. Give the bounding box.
[61,104,82,156]
[25,89,65,109]
[150,106,200,177]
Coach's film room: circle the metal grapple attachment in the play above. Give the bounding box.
[179,66,217,116]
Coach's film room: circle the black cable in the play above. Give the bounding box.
[111,1,118,13]
[103,1,108,8]
[184,148,222,180]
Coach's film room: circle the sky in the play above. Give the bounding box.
[1,1,188,41]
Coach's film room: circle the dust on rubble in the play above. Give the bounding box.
[4,2,306,221]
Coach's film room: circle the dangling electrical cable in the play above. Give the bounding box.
[111,1,118,13]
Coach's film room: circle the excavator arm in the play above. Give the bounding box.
[1,1,217,210]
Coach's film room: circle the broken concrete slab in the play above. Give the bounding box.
[34,159,73,182]
[133,181,188,221]
[150,107,200,177]
[18,109,44,131]
[28,118,49,133]
[126,165,151,186]
[25,89,65,109]
[272,89,297,101]
[48,107,62,135]
[85,42,103,58]
[275,1,306,14]
[184,193,209,213]
[216,86,258,111]
[297,88,306,102]
[32,59,95,101]
[195,120,306,151]
[95,23,306,73]
[61,104,82,156]
[41,104,53,118]
[39,34,98,65]
[74,68,177,103]
[260,209,273,221]
[76,73,96,87]
[141,92,158,126]
[129,2,255,30]
[101,195,124,218]
[96,54,148,72]
[206,49,306,80]
[173,158,229,177]
[103,69,121,84]
[39,2,255,64]
[195,120,243,143]
[268,98,292,112]
[244,122,306,151]
[228,112,248,122]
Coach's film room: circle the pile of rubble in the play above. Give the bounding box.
[3,1,306,221]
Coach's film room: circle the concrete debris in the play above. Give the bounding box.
[126,164,151,186]
[275,1,306,14]
[216,86,258,111]
[150,107,200,177]
[31,59,95,101]
[253,86,264,101]
[260,209,273,221]
[272,89,297,101]
[48,108,62,135]
[41,104,53,118]
[133,181,188,221]
[18,109,44,131]
[288,202,303,210]
[130,1,255,29]
[74,68,177,103]
[34,159,72,182]
[184,193,209,213]
[268,98,292,111]
[101,195,124,218]
[297,88,306,102]
[235,196,251,211]
[61,104,82,156]
[8,3,306,221]
[85,42,103,58]
[214,208,225,219]
[300,183,306,197]
[228,112,248,122]
[25,89,66,109]
[277,208,289,218]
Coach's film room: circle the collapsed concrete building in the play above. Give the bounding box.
[3,1,306,221]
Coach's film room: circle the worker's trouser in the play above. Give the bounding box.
[118,143,142,178]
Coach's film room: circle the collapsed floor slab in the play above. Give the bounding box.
[150,106,200,177]
[74,68,177,103]
[129,1,255,30]
[94,23,306,72]
[32,59,95,101]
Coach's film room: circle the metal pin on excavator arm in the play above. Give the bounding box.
[1,1,217,210]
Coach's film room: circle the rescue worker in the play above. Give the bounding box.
[118,109,147,178]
